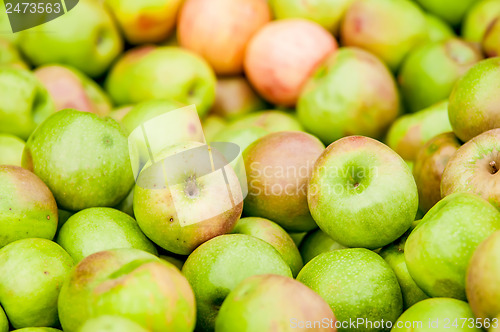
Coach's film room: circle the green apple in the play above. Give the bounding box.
[244,19,337,106]
[0,134,24,166]
[405,192,500,300]
[105,0,182,44]
[289,232,307,247]
[225,110,303,133]
[34,65,112,116]
[0,239,73,329]
[178,0,271,75]
[182,234,292,331]
[297,248,402,331]
[58,248,195,332]
[0,67,55,140]
[216,274,336,332]
[108,105,133,123]
[0,165,58,248]
[0,305,7,332]
[482,18,500,57]
[159,254,185,270]
[425,14,455,42]
[105,46,216,117]
[399,38,482,113]
[413,132,461,212]
[414,0,478,27]
[463,0,500,42]
[448,57,500,142]
[441,129,500,208]
[12,329,62,332]
[57,209,73,231]
[466,229,500,321]
[78,315,149,332]
[120,99,185,135]
[114,187,135,217]
[297,48,400,144]
[299,229,346,264]
[380,229,429,309]
[308,136,418,249]
[232,217,303,277]
[22,109,134,211]
[268,0,353,34]
[386,101,452,161]
[341,0,427,71]
[392,298,481,331]
[134,141,243,255]
[212,126,269,154]
[0,0,18,43]
[202,115,227,142]
[56,207,157,262]
[244,131,324,232]
[212,76,267,120]
[18,0,122,77]
[0,39,27,68]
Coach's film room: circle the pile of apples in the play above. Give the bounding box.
[0,0,500,331]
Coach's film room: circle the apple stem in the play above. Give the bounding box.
[490,161,498,174]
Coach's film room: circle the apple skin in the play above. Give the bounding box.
[56,207,158,262]
[134,141,243,255]
[232,217,303,277]
[105,46,216,117]
[11,329,62,332]
[386,101,452,161]
[391,298,481,332]
[215,274,336,332]
[0,305,7,332]
[308,136,418,249]
[0,0,18,44]
[425,14,455,42]
[34,65,112,116]
[299,229,346,264]
[202,115,227,142]
[269,0,353,35]
[244,19,337,106]
[178,0,271,75]
[0,134,25,166]
[0,239,74,329]
[211,76,267,121]
[225,110,303,133]
[0,39,27,69]
[414,0,478,27]
[244,131,325,232]
[105,0,182,44]
[22,110,134,211]
[78,316,149,332]
[212,126,269,154]
[466,230,500,321]
[448,58,500,142]
[297,48,400,144]
[297,248,403,331]
[182,234,292,331]
[412,132,461,212]
[0,165,58,248]
[441,128,500,209]
[399,38,482,113]
[58,248,195,332]
[0,67,55,140]
[463,0,500,42]
[341,0,427,71]
[379,229,429,310]
[483,18,500,57]
[18,0,122,78]
[405,192,500,300]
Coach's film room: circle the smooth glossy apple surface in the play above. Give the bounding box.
[297,248,402,331]
[405,193,500,300]
[462,0,500,42]
[308,136,418,249]
[424,14,455,42]
[415,0,477,26]
[0,165,58,248]
[56,207,157,262]
[182,234,292,331]
[299,229,346,264]
[466,230,500,321]
[0,239,74,329]
[225,110,303,133]
[0,306,7,332]
[216,274,336,332]
[448,58,500,142]
[298,47,399,144]
[441,128,500,209]
[244,131,325,232]
[0,134,24,167]
[78,315,149,332]
[22,109,134,211]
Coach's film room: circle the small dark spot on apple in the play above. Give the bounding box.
[47,215,50,220]
[169,217,174,222]
[353,182,360,188]
[44,271,49,275]
[489,161,498,174]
